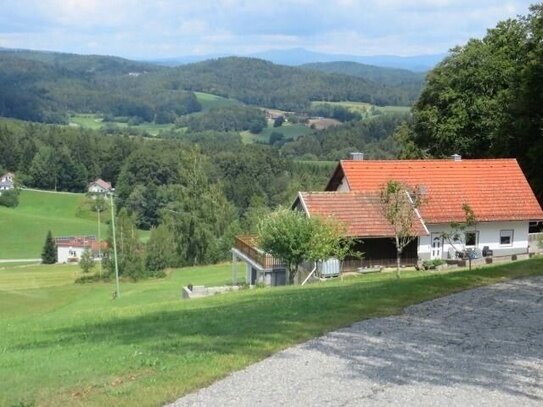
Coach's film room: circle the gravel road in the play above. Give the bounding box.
[168,276,543,406]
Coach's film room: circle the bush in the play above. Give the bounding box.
[0,189,19,208]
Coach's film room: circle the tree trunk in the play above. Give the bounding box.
[395,236,401,279]
[288,265,298,285]
[396,251,401,279]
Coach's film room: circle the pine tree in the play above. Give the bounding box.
[41,230,57,264]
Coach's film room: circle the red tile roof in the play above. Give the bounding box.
[328,159,543,224]
[297,191,428,238]
[54,236,106,250]
[90,178,112,191]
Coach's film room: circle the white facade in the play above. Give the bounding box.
[418,221,530,260]
[88,184,109,194]
[57,246,102,263]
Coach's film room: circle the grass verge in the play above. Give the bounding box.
[0,258,541,406]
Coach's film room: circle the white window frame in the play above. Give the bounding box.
[500,229,514,247]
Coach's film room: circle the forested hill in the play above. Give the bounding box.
[0,50,200,124]
[168,57,418,109]
[301,61,425,102]
[0,49,419,124]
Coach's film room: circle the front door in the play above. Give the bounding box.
[431,233,442,259]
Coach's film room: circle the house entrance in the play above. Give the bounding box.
[431,233,442,259]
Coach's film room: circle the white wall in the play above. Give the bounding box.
[57,247,102,263]
[337,176,349,192]
[418,221,529,260]
[58,247,86,263]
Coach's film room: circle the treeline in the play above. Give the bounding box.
[176,105,267,133]
[278,114,406,160]
[398,4,543,201]
[0,51,201,124]
[301,61,425,103]
[0,119,334,266]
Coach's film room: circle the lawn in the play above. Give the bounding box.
[0,190,101,259]
[0,189,149,259]
[1,258,542,406]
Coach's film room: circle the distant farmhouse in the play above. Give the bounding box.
[54,235,105,263]
[88,178,113,195]
[0,172,15,192]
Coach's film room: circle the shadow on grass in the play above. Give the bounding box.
[16,258,543,400]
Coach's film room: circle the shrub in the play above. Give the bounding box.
[0,189,19,208]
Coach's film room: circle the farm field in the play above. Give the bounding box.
[69,114,174,136]
[1,258,542,406]
[194,91,240,111]
[311,101,411,117]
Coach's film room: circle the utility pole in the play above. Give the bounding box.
[110,190,120,298]
[97,203,102,278]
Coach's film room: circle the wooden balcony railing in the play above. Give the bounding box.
[234,235,285,269]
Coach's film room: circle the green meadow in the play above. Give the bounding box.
[0,190,101,259]
[194,91,241,111]
[1,258,542,406]
[311,101,411,116]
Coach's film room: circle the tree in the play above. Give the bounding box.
[144,223,176,273]
[79,248,95,273]
[441,203,478,270]
[41,230,57,264]
[257,208,353,284]
[379,180,423,278]
[0,189,19,208]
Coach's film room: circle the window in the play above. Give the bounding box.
[500,230,514,246]
[465,231,478,246]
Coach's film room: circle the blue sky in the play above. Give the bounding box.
[0,0,533,59]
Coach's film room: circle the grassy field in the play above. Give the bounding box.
[1,258,542,406]
[0,189,149,259]
[194,92,240,112]
[311,101,411,117]
[0,190,101,259]
[69,114,173,136]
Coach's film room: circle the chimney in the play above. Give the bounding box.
[350,152,364,161]
[451,153,462,161]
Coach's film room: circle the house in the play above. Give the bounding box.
[232,154,543,286]
[0,172,15,191]
[88,178,113,195]
[325,155,543,262]
[54,235,106,263]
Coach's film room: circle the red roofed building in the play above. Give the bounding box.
[88,178,113,195]
[233,155,543,286]
[323,155,543,262]
[55,235,107,263]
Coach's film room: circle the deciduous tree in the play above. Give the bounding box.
[379,180,423,278]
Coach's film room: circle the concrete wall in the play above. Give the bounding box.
[418,221,530,260]
[58,246,86,263]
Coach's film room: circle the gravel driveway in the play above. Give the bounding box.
[168,276,543,406]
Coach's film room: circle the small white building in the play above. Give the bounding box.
[88,178,113,195]
[0,172,15,192]
[54,236,105,263]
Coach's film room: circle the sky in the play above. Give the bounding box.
[0,0,533,59]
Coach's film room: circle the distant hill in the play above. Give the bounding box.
[301,61,426,102]
[0,49,200,124]
[0,48,420,123]
[151,48,446,72]
[168,56,417,109]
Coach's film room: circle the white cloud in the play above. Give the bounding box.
[0,0,533,58]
